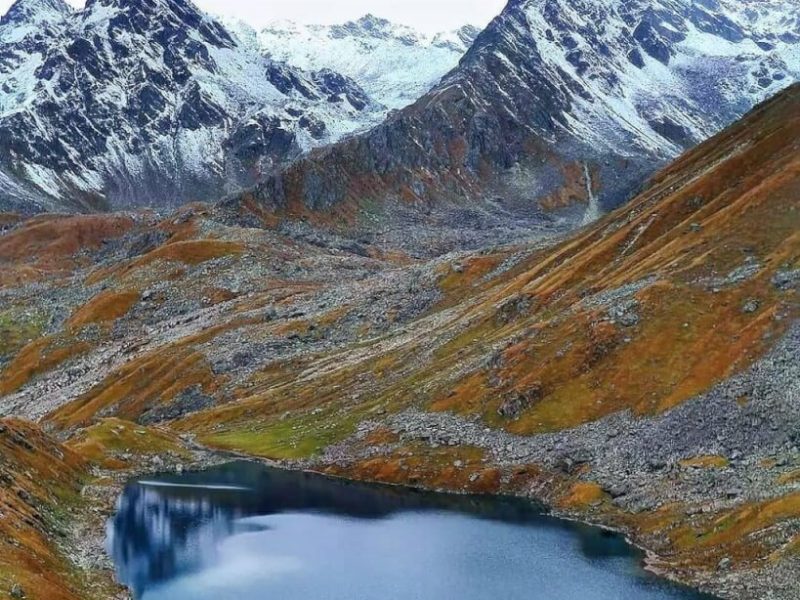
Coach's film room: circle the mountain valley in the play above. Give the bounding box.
[0,80,798,598]
[228,0,800,241]
[0,0,798,599]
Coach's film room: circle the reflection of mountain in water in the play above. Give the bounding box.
[108,461,636,597]
[108,483,249,596]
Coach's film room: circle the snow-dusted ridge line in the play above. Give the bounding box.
[1,0,798,216]
[508,0,800,160]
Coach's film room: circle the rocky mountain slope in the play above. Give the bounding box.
[0,82,798,598]
[0,0,474,213]
[0,415,220,600]
[230,0,800,240]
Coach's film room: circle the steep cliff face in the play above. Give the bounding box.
[233,0,799,234]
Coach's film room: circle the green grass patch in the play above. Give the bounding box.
[68,418,191,468]
[0,306,47,359]
[200,408,365,460]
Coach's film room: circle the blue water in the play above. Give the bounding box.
[108,461,716,600]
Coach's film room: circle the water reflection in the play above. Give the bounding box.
[108,461,716,600]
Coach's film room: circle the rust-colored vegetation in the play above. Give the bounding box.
[0,215,134,288]
[48,344,219,430]
[410,84,800,433]
[67,290,140,330]
[86,238,244,285]
[136,239,245,266]
[67,418,191,470]
[324,444,500,493]
[0,335,92,396]
[629,492,800,574]
[166,93,800,578]
[0,214,133,264]
[559,482,608,509]
[0,419,113,600]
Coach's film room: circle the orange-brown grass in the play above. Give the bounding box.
[323,444,501,493]
[0,214,134,264]
[559,482,608,509]
[137,239,244,266]
[0,418,106,600]
[47,316,263,429]
[201,287,238,306]
[323,446,576,503]
[67,290,140,330]
[48,346,219,430]
[655,493,800,571]
[0,215,134,288]
[437,253,508,297]
[0,213,22,228]
[0,335,92,396]
[777,470,800,486]
[67,418,192,470]
[0,263,44,288]
[87,239,244,284]
[179,87,800,456]
[679,455,730,469]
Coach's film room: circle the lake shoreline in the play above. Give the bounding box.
[70,439,731,600]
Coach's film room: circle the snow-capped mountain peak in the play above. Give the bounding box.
[329,14,424,45]
[437,0,800,167]
[0,0,72,26]
[253,16,479,111]
[0,0,71,45]
[432,24,482,52]
[234,0,800,232]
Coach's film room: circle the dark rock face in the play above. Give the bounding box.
[232,0,799,231]
[312,69,370,111]
[0,0,71,27]
[226,114,301,163]
[140,385,215,424]
[498,385,543,420]
[0,0,377,213]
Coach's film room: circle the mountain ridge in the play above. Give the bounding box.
[245,15,480,111]
[226,0,799,244]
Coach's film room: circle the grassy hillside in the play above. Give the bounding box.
[0,419,112,600]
